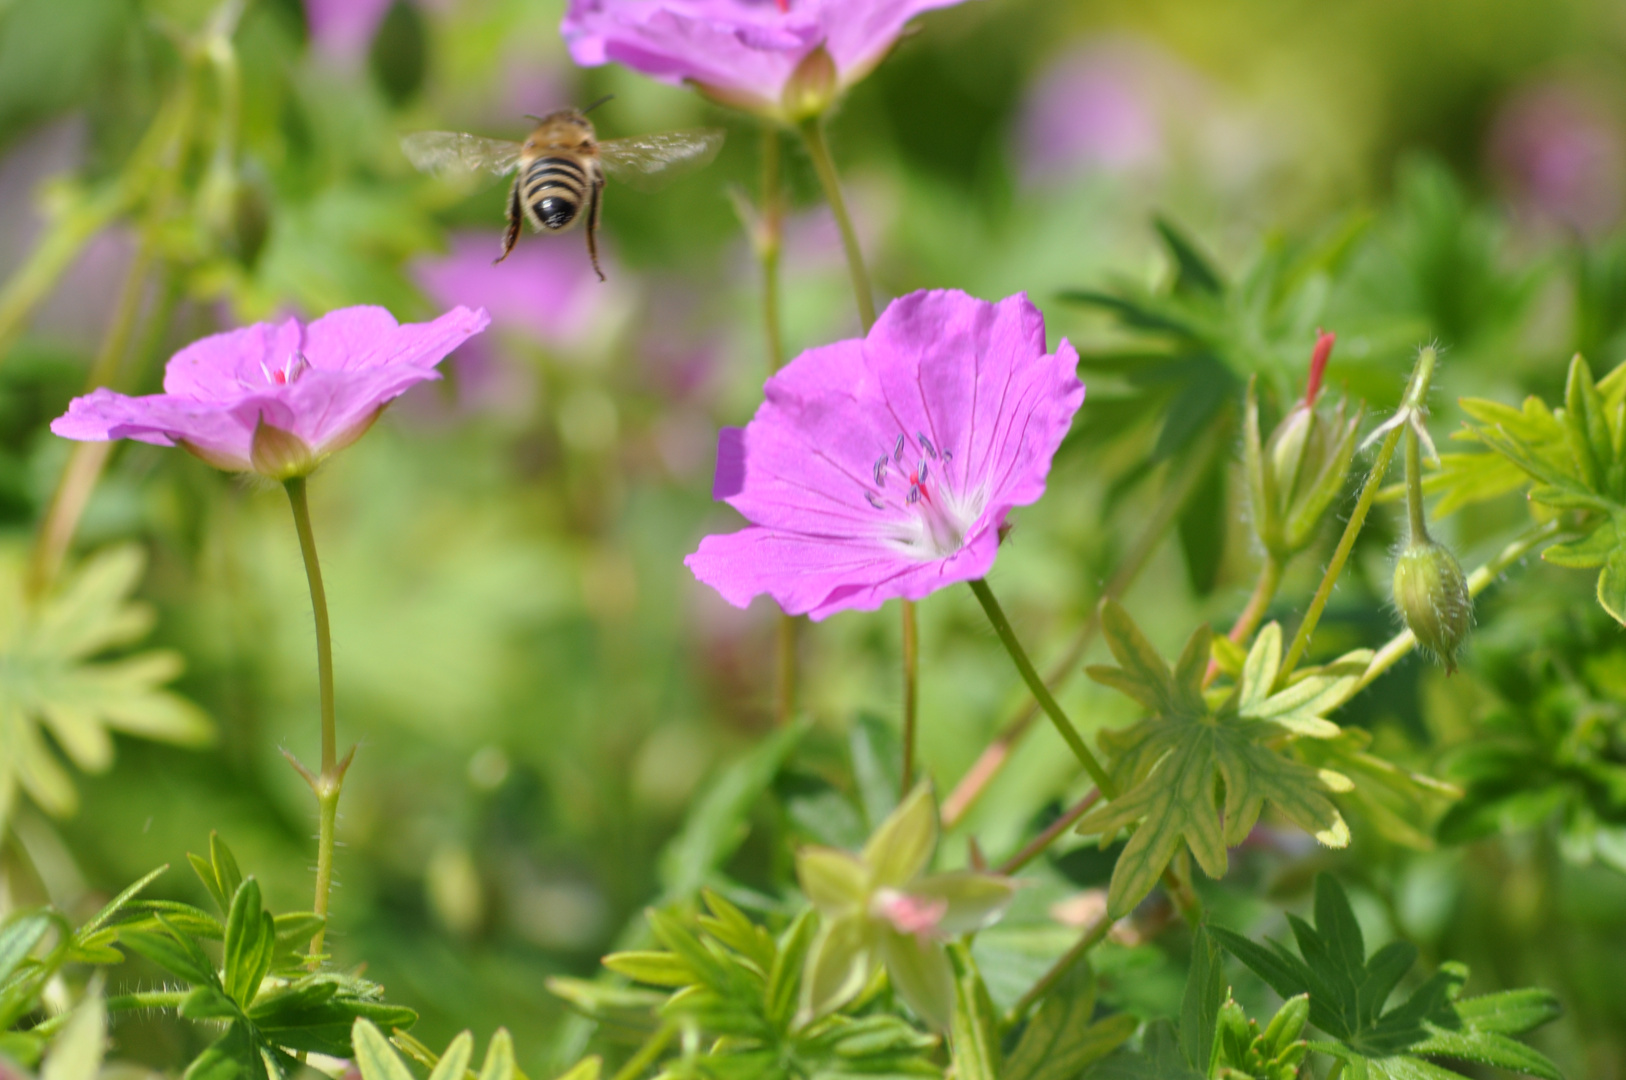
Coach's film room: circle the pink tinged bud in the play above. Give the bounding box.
[871,888,948,940]
[781,46,838,121]
[1305,329,1334,406]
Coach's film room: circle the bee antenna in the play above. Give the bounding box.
[582,94,615,115]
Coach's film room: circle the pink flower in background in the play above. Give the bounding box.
[52,306,489,479]
[1488,81,1626,236]
[417,232,609,351]
[303,0,397,62]
[561,0,971,118]
[685,289,1083,620]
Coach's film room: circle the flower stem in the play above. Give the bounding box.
[998,788,1101,875]
[610,1025,675,1080]
[284,476,348,961]
[900,599,919,795]
[1355,520,1561,691]
[774,613,798,725]
[1203,553,1284,688]
[1405,425,1428,543]
[942,431,1217,825]
[796,116,875,331]
[968,579,1116,797]
[1009,910,1114,1023]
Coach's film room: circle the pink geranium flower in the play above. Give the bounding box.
[561,0,971,119]
[685,289,1083,620]
[51,305,489,479]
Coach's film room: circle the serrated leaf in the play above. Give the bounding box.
[1005,963,1135,1080]
[1542,521,1618,569]
[1213,875,1565,1078]
[0,544,213,831]
[1081,609,1348,916]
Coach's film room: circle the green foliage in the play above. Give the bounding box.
[0,545,211,833]
[116,834,415,1080]
[1446,355,1626,621]
[595,890,938,1080]
[947,945,999,1080]
[1078,606,1358,915]
[1212,874,1563,1078]
[353,1021,518,1080]
[1002,964,1136,1080]
[1213,995,1310,1080]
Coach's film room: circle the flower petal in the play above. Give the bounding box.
[798,912,876,1024]
[797,846,869,913]
[862,783,937,888]
[879,931,955,1030]
[911,871,1017,936]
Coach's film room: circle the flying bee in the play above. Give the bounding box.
[402,104,725,282]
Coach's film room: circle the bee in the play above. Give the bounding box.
[402,104,725,282]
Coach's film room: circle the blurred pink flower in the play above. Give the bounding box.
[52,305,489,479]
[685,289,1082,620]
[417,231,610,351]
[303,0,397,62]
[1488,81,1626,236]
[561,0,971,118]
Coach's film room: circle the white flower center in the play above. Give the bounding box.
[859,431,983,560]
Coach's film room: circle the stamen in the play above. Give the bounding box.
[943,449,953,462]
[874,456,889,486]
[893,434,906,463]
[918,433,938,459]
[865,491,885,510]
[918,460,930,485]
[906,485,920,506]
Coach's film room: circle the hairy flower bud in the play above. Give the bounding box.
[1392,540,1473,672]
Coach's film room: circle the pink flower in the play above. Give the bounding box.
[560,0,971,119]
[685,289,1082,620]
[303,0,398,62]
[51,305,489,479]
[1488,80,1625,236]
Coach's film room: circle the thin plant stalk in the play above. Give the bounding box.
[968,578,1116,797]
[1203,553,1284,688]
[900,599,918,795]
[610,1026,676,1080]
[283,477,351,961]
[1009,910,1114,1023]
[998,788,1101,875]
[1277,347,1436,686]
[796,116,875,331]
[942,432,1218,825]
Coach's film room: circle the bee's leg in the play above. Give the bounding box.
[496,179,522,265]
[585,175,606,282]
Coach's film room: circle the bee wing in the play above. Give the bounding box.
[597,128,726,192]
[400,131,523,182]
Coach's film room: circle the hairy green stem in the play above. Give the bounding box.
[285,477,348,961]
[942,430,1219,825]
[969,579,1116,797]
[1405,426,1428,543]
[796,117,875,331]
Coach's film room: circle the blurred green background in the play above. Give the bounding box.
[2,0,1625,1076]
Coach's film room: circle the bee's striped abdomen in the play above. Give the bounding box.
[522,155,588,230]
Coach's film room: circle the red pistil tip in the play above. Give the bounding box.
[1305,328,1335,406]
[774,0,789,12]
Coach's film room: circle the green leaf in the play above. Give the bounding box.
[1082,607,1348,915]
[0,544,212,830]
[1180,927,1224,1075]
[946,944,999,1078]
[657,718,806,901]
[184,1022,266,1080]
[1597,545,1626,625]
[766,908,815,1030]
[553,1059,600,1080]
[223,879,275,1007]
[850,712,900,831]
[353,1019,416,1080]
[41,989,105,1080]
[602,950,694,988]
[211,833,245,909]
[427,1032,474,1080]
[1005,964,1136,1080]
[477,1028,514,1080]
[121,923,218,987]
[1156,217,1226,296]
[1213,875,1565,1078]
[74,864,166,943]
[0,912,53,983]
[862,783,937,888]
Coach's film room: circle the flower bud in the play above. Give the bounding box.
[781,46,838,122]
[1392,540,1473,672]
